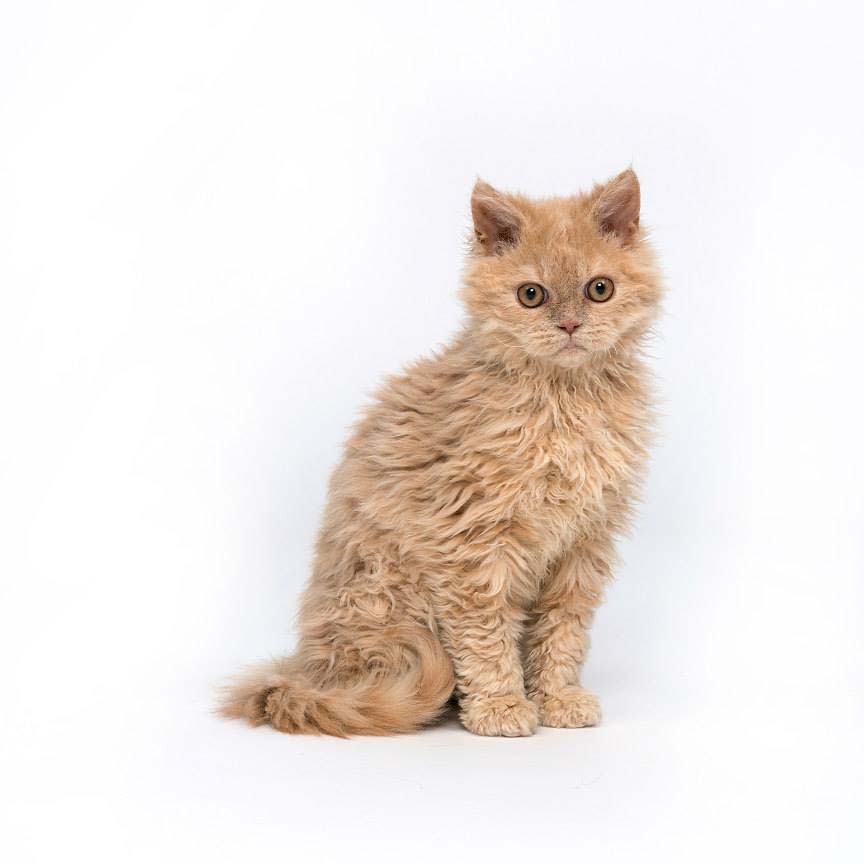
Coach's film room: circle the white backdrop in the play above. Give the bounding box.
[2,2,862,862]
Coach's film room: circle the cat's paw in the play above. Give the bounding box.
[460,693,539,737]
[535,687,601,728]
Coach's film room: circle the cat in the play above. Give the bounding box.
[220,168,662,737]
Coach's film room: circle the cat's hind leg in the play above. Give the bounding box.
[219,562,455,736]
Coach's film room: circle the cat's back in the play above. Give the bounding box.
[344,333,487,467]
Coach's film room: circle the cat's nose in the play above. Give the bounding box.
[558,320,581,335]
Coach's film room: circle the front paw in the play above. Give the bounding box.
[460,693,539,737]
[534,687,601,728]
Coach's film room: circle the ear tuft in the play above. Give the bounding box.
[471,180,522,255]
[593,169,641,245]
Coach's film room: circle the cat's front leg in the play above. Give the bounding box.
[438,562,538,737]
[523,540,613,728]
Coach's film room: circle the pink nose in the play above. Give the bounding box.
[558,320,581,335]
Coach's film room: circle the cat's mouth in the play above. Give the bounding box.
[556,339,586,354]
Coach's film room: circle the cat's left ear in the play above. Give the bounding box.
[471,180,522,255]
[592,169,641,245]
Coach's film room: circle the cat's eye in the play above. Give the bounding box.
[585,277,615,303]
[517,282,547,308]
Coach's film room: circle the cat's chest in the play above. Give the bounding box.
[512,398,639,541]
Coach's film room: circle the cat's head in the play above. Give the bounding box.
[463,169,661,370]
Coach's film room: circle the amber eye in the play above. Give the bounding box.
[585,277,614,303]
[517,282,547,308]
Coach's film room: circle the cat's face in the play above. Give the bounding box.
[463,170,661,369]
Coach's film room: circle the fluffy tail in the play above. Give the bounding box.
[218,627,454,736]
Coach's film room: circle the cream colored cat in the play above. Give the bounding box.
[220,169,662,736]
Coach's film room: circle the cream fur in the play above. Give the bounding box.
[220,169,662,736]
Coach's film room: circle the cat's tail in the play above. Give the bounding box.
[217,626,455,736]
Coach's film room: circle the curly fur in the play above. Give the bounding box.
[219,169,662,736]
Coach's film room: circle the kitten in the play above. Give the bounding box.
[220,169,662,737]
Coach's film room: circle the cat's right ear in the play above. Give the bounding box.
[471,180,522,255]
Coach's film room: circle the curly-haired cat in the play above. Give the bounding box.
[220,168,662,737]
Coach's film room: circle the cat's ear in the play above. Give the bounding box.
[471,180,522,255]
[592,169,641,245]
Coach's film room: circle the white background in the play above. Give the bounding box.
[2,1,862,861]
